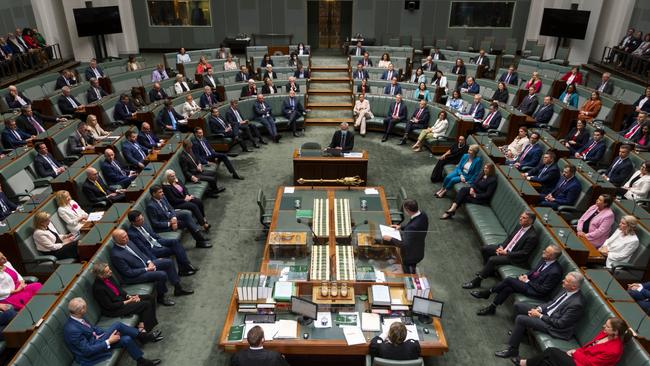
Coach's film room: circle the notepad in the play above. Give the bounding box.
[274,319,298,339]
[343,326,366,345]
[87,211,104,222]
[227,324,245,342]
[371,285,391,306]
[364,188,379,195]
[361,312,381,332]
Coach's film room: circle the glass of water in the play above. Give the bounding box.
[558,229,565,239]
[17,205,24,212]
[543,213,549,224]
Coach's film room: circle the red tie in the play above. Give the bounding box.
[518,144,532,162]
[393,103,400,118]
[582,141,597,156]
[483,112,494,128]
[624,124,640,139]
[416,108,423,120]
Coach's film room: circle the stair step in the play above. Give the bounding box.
[308,89,352,95]
[310,66,350,72]
[309,77,351,83]
[305,117,354,125]
[308,103,354,109]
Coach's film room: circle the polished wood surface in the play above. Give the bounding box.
[293,149,368,186]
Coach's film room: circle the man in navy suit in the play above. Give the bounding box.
[459,76,480,94]
[156,100,188,132]
[620,112,646,141]
[574,128,606,165]
[225,99,265,147]
[539,165,581,209]
[623,89,650,129]
[328,122,354,152]
[63,297,160,366]
[400,99,430,145]
[517,87,540,116]
[525,151,561,194]
[293,64,309,79]
[380,64,398,81]
[122,130,149,170]
[358,52,372,68]
[383,77,402,96]
[57,86,86,118]
[463,94,485,120]
[628,281,650,314]
[282,90,306,137]
[101,148,136,188]
[148,82,168,103]
[349,41,365,56]
[382,94,407,142]
[110,229,193,307]
[473,245,564,316]
[199,86,218,109]
[253,94,280,143]
[192,127,244,180]
[113,94,138,125]
[235,65,252,82]
[137,122,162,150]
[601,144,634,187]
[463,211,539,289]
[84,58,105,81]
[513,132,543,171]
[145,185,211,247]
[54,69,77,90]
[1,119,33,148]
[34,142,66,178]
[532,96,554,127]
[4,85,31,109]
[470,102,501,135]
[382,199,429,274]
[0,184,17,221]
[16,105,60,136]
[127,210,199,277]
[353,64,369,80]
[208,107,250,152]
[498,66,519,85]
[85,78,107,103]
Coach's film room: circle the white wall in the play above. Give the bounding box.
[589,0,635,62]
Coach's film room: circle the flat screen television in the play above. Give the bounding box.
[539,8,590,40]
[73,6,123,37]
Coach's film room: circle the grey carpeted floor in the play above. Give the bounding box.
[115,126,536,366]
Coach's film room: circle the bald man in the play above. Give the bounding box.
[81,167,126,206]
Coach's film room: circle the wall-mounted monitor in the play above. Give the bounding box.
[73,6,123,37]
[449,1,516,28]
[539,8,591,40]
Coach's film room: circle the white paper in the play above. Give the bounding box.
[361,312,381,332]
[364,188,379,195]
[375,270,386,283]
[314,312,332,328]
[274,319,298,339]
[343,152,363,158]
[343,326,367,345]
[284,187,295,193]
[405,325,420,341]
[87,211,104,222]
[380,225,401,241]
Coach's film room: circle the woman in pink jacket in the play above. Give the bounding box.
[576,194,615,248]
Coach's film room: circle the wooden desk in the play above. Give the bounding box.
[293,149,368,186]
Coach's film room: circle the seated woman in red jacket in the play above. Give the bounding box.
[516,317,627,366]
[560,66,583,86]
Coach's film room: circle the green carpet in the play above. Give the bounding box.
[115,129,536,365]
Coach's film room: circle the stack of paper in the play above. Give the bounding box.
[274,319,298,339]
[370,285,391,306]
[273,281,294,302]
[361,312,381,332]
[379,225,401,241]
[343,326,366,345]
[364,188,379,195]
[87,211,104,222]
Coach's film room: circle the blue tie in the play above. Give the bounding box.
[168,111,177,130]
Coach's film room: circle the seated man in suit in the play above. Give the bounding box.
[235,65,253,82]
[4,85,31,109]
[179,140,223,194]
[68,121,95,155]
[495,272,585,359]
[595,72,614,95]
[421,56,438,72]
[498,65,519,85]
[459,76,480,94]
[399,99,430,145]
[0,184,17,221]
[192,127,244,180]
[328,122,354,152]
[369,322,421,361]
[16,105,62,135]
[1,119,33,148]
[127,210,199,277]
[199,86,218,110]
[63,297,160,366]
[202,68,219,90]
[473,245,563,316]
[353,64,369,80]
[85,77,108,104]
[381,199,429,274]
[113,94,139,125]
[253,94,280,143]
[623,88,650,129]
[34,142,66,178]
[525,151,561,194]
[620,112,646,141]
[240,79,258,99]
[156,100,188,133]
[54,69,77,90]
[574,128,606,165]
[532,96,554,127]
[462,94,485,121]
[137,122,163,150]
[110,229,193,307]
[601,144,634,187]
[84,58,105,81]
[148,82,168,103]
[539,164,581,210]
[57,86,86,119]
[262,65,277,80]
[469,102,501,135]
[380,63,398,81]
[463,211,539,289]
[628,281,650,314]
[208,107,249,152]
[382,94,407,142]
[101,148,137,188]
[231,325,289,366]
[145,185,211,247]
[358,52,373,68]
[383,77,402,96]
[474,49,490,68]
[293,64,309,79]
[82,167,126,206]
[285,76,300,93]
[511,132,542,171]
[517,86,540,116]
[282,90,306,137]
[122,130,150,170]
[349,41,365,56]
[225,99,265,148]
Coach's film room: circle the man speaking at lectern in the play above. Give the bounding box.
[328,122,354,152]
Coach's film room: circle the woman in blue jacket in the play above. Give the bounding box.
[558,83,579,108]
[435,144,483,198]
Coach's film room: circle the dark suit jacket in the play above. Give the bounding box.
[549,177,581,206]
[92,277,129,317]
[84,66,105,81]
[528,163,561,194]
[498,72,519,85]
[563,128,589,151]
[293,70,310,79]
[349,46,366,56]
[54,75,76,90]
[282,97,304,117]
[68,131,94,155]
[383,84,402,96]
[137,132,159,150]
[146,197,177,231]
[538,291,585,340]
[518,94,540,116]
[202,75,219,89]
[285,82,300,93]
[474,56,490,68]
[63,317,112,366]
[480,110,502,130]
[240,86,257,98]
[0,192,17,220]
[525,260,563,297]
[431,52,446,61]
[353,70,369,80]
[1,128,30,148]
[127,224,168,254]
[409,107,430,127]
[100,159,130,186]
[595,80,614,95]
[57,95,82,115]
[199,93,218,109]
[578,139,606,163]
[469,175,498,203]
[497,226,539,266]
[85,86,107,103]
[466,103,485,120]
[390,212,429,265]
[122,141,149,166]
[357,58,373,67]
[605,157,634,187]
[632,95,650,114]
[82,178,115,204]
[328,130,354,152]
[460,82,480,94]
[162,183,190,207]
[231,348,289,366]
[4,92,31,109]
[179,150,203,180]
[254,101,273,119]
[191,137,217,164]
[369,337,421,361]
[386,102,407,121]
[113,101,136,122]
[148,88,168,102]
[156,108,184,131]
[34,153,62,178]
[110,242,155,279]
[235,72,252,82]
[533,105,554,125]
[621,123,644,141]
[261,85,278,94]
[381,70,398,81]
[262,71,277,80]
[356,84,371,94]
[491,89,509,104]
[518,143,543,169]
[451,65,466,75]
[16,112,55,135]
[421,61,437,72]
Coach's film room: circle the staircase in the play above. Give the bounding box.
[306,56,354,125]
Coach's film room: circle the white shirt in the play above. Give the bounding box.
[428,118,448,138]
[176,53,191,64]
[224,61,238,71]
[602,229,639,268]
[0,261,22,299]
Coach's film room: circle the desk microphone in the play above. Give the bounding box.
[25,189,36,208]
[53,270,66,289]
[506,164,513,179]
[603,274,616,295]
[635,314,647,333]
[632,198,637,217]
[19,299,37,326]
[297,218,318,243]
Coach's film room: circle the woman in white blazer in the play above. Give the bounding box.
[621,161,650,200]
[182,94,201,119]
[412,111,449,152]
[599,215,640,268]
[32,212,78,260]
[56,190,87,234]
[173,74,191,95]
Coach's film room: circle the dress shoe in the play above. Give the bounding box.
[381,136,388,142]
[227,152,239,158]
[462,277,481,289]
[137,357,162,366]
[242,147,252,152]
[196,241,213,248]
[510,356,521,365]
[188,264,200,272]
[253,142,260,148]
[293,132,301,137]
[259,139,268,145]
[470,289,491,299]
[495,347,518,358]
[276,135,282,141]
[215,187,226,194]
[233,173,245,180]
[174,286,194,296]
[158,297,175,306]
[398,139,406,145]
[179,269,196,277]
[476,304,496,316]
[137,331,164,343]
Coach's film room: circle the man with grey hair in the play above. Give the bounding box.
[63,297,161,366]
[463,211,539,289]
[328,122,354,152]
[473,245,564,316]
[496,271,585,359]
[57,85,86,118]
[595,72,614,95]
[86,77,108,103]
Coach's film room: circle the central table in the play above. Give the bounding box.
[293,149,368,186]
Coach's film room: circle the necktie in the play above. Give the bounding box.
[67,97,78,108]
[539,166,548,177]
[139,226,162,248]
[201,140,210,155]
[393,103,400,118]
[582,141,597,157]
[505,73,511,84]
[11,130,20,140]
[93,180,106,195]
[112,161,125,176]
[290,98,294,109]
[546,292,569,316]
[168,111,177,130]
[133,143,145,159]
[552,178,569,195]
[390,86,395,95]
[416,108,423,120]
[341,132,346,148]
[482,112,494,128]
[610,158,622,172]
[233,108,243,122]
[504,227,526,252]
[530,262,548,279]
[124,244,147,267]
[518,144,532,162]
[80,318,92,328]
[0,198,8,213]
[44,155,59,172]
[147,133,154,145]
[624,124,640,139]
[94,88,101,100]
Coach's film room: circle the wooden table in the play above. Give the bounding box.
[293,149,368,186]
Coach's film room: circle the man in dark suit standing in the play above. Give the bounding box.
[148,83,168,103]
[101,148,137,188]
[473,245,563,315]
[85,78,107,103]
[4,85,31,109]
[82,167,126,206]
[601,144,634,187]
[282,90,306,137]
[137,122,162,150]
[84,58,105,81]
[192,127,244,180]
[16,105,59,135]
[0,184,17,221]
[382,199,429,274]
[382,94,407,142]
[532,96,554,127]
[539,165,581,210]
[495,272,585,359]
[208,107,250,152]
[517,87,539,116]
[34,142,66,178]
[498,66,519,86]
[328,122,354,152]
[353,64,369,80]
[179,140,223,194]
[400,99,430,145]
[231,325,289,366]
[463,211,539,289]
[574,128,606,165]
[525,151,561,194]
[225,99,265,147]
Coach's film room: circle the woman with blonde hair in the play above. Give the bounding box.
[182,94,201,119]
[32,212,78,260]
[353,93,373,137]
[524,71,542,93]
[599,215,640,268]
[223,54,238,71]
[435,144,483,198]
[173,74,191,95]
[0,251,42,310]
[162,170,210,231]
[85,114,110,139]
[56,190,88,234]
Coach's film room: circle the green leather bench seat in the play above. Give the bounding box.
[618,338,650,365]
[217,94,306,136]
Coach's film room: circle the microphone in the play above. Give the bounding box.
[507,164,513,179]
[297,218,318,243]
[632,198,637,216]
[95,222,103,244]
[25,189,36,208]
[603,274,615,295]
[636,314,647,333]
[53,270,66,289]
[19,299,38,326]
